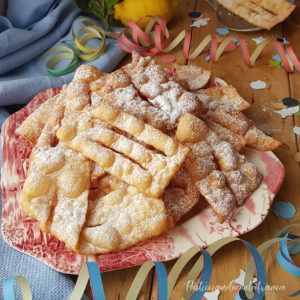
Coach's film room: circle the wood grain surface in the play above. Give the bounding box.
[91,1,300,299]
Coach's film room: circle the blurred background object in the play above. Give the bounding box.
[0,0,7,15]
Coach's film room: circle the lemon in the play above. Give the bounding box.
[114,0,178,29]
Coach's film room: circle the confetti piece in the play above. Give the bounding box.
[294,105,300,115]
[203,290,220,300]
[282,97,299,107]
[294,126,300,135]
[282,38,289,44]
[232,37,240,45]
[295,152,300,163]
[274,202,296,219]
[269,60,281,68]
[288,241,300,255]
[233,269,257,286]
[189,11,201,18]
[216,28,229,35]
[205,55,210,61]
[191,18,210,27]
[274,106,299,118]
[277,37,289,44]
[252,36,265,45]
[160,54,176,63]
[250,80,266,90]
[224,41,237,53]
[233,269,246,286]
[273,54,282,61]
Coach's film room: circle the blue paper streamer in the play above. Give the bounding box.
[189,249,213,300]
[3,277,16,300]
[275,233,300,297]
[154,262,168,300]
[238,241,266,300]
[86,262,106,300]
[4,234,300,300]
[3,276,32,300]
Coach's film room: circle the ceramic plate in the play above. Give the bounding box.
[1,88,284,274]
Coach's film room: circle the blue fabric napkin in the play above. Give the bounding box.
[0,0,126,299]
[0,0,126,121]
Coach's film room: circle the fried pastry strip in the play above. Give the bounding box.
[176,113,236,222]
[91,70,176,131]
[196,85,250,111]
[124,52,202,122]
[15,87,67,144]
[173,64,211,91]
[206,131,263,206]
[77,187,174,254]
[57,102,190,198]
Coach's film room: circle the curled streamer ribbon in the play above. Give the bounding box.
[118,16,300,73]
[3,221,300,300]
[3,276,32,300]
[40,18,106,76]
[243,219,300,299]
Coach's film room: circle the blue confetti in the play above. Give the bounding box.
[282,38,289,44]
[205,55,210,61]
[282,97,299,107]
[288,241,300,255]
[274,202,296,219]
[273,54,282,61]
[216,28,229,35]
[189,11,201,18]
[277,37,289,44]
[232,37,240,45]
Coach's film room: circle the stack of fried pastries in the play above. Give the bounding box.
[16,52,283,254]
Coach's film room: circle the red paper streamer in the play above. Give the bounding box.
[117,16,300,73]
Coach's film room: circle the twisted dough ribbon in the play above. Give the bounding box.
[117,16,300,73]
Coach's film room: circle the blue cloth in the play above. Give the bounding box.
[0,0,126,299]
[0,0,126,123]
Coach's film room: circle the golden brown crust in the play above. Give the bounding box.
[174,64,211,91]
[16,54,281,253]
[217,0,295,30]
[200,86,250,111]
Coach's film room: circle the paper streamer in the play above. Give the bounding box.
[244,220,300,298]
[3,221,300,300]
[125,261,168,300]
[41,18,106,76]
[182,237,266,300]
[40,46,81,76]
[3,276,32,300]
[71,18,106,62]
[117,16,300,73]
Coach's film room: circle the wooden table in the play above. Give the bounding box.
[93,1,300,299]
